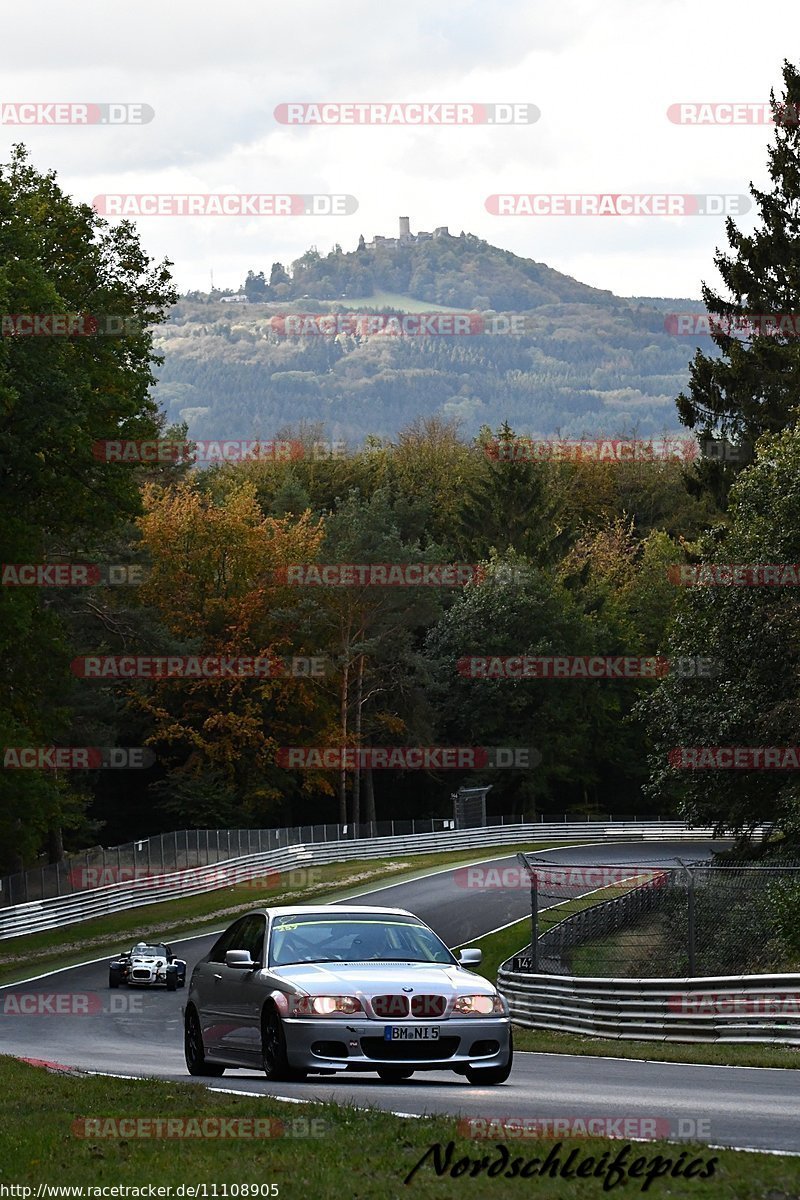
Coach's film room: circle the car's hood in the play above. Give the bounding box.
[268,961,495,996]
[131,956,164,966]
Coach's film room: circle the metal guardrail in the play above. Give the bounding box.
[0,813,673,906]
[0,820,722,939]
[496,966,800,1044]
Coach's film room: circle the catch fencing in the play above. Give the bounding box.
[499,857,800,1043]
[0,819,726,939]
[509,855,800,978]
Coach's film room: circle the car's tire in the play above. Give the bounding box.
[376,1067,414,1082]
[184,1006,225,1077]
[261,1005,306,1082]
[108,969,121,989]
[178,977,186,988]
[464,1033,513,1086]
[166,972,178,992]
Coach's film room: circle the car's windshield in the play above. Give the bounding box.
[130,945,167,957]
[268,915,454,966]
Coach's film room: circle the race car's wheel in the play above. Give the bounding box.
[108,968,121,989]
[376,1067,414,1082]
[166,972,178,992]
[464,1033,513,1086]
[184,1006,225,1077]
[261,1005,306,1082]
[178,977,185,988]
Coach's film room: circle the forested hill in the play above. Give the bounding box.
[152,231,713,444]
[240,231,618,310]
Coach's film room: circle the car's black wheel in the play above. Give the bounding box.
[178,977,186,988]
[464,1033,513,1086]
[166,972,178,992]
[184,1006,225,1077]
[261,1005,306,1082]
[376,1067,414,1082]
[108,969,121,989]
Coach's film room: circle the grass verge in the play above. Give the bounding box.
[1,1057,797,1198]
[511,1028,800,1070]
[0,842,564,987]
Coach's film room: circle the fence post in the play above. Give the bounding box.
[517,853,538,972]
[687,868,697,976]
[530,866,538,972]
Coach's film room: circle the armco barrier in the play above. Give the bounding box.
[495,965,800,1044]
[0,820,726,939]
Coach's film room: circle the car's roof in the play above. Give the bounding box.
[237,904,417,919]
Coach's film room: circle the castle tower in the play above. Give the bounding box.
[399,216,411,241]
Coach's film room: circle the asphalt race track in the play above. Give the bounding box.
[2,840,798,1155]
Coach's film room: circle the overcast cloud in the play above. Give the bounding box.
[3,0,798,298]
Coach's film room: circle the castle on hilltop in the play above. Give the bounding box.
[359,216,450,251]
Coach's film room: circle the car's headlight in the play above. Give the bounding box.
[290,995,364,1017]
[452,994,506,1016]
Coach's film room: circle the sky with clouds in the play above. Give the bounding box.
[3,0,799,300]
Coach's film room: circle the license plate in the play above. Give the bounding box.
[384,1025,440,1041]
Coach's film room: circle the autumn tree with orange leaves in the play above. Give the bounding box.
[134,479,338,824]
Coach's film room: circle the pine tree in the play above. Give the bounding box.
[677,60,800,500]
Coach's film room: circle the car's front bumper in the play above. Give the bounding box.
[282,1016,511,1072]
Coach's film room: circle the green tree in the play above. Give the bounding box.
[0,145,176,870]
[424,555,614,815]
[639,424,800,835]
[455,424,566,563]
[677,60,800,499]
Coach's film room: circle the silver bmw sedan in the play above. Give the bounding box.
[184,904,513,1085]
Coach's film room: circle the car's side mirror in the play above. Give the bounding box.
[458,948,482,966]
[225,950,259,970]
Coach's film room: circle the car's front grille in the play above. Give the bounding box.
[370,994,447,1018]
[360,1037,459,1061]
[132,969,151,979]
[371,995,409,1017]
[410,995,446,1017]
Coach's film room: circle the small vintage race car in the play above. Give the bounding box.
[108,942,187,991]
